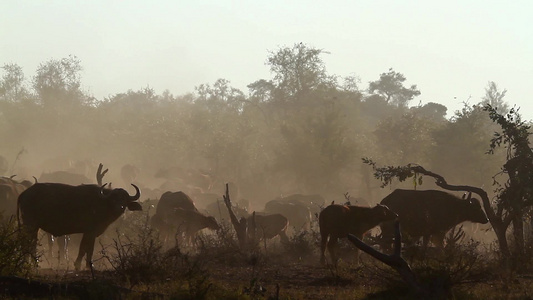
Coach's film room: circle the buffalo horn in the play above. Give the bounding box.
[129,184,141,201]
[99,183,109,197]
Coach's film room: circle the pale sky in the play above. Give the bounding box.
[2,1,532,119]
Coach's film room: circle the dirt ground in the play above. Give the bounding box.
[12,252,533,300]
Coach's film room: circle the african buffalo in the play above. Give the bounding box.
[379,189,489,252]
[248,213,290,244]
[151,191,198,243]
[0,176,33,222]
[152,207,219,247]
[319,204,397,265]
[157,191,198,213]
[264,194,325,231]
[151,191,221,247]
[18,183,142,270]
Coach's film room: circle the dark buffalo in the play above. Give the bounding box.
[156,191,198,214]
[319,204,397,265]
[0,176,33,221]
[379,189,489,251]
[265,194,325,229]
[152,206,219,247]
[151,191,199,245]
[248,213,290,244]
[18,183,142,270]
[38,167,100,263]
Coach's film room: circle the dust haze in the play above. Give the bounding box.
[0,45,509,238]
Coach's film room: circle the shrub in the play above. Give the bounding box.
[0,216,37,277]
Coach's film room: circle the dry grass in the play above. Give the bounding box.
[6,216,533,299]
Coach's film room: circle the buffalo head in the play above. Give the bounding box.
[372,204,398,222]
[462,194,488,224]
[205,216,220,230]
[101,183,142,212]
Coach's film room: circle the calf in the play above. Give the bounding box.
[248,213,290,244]
[264,199,312,232]
[160,208,220,247]
[151,191,201,246]
[319,204,397,265]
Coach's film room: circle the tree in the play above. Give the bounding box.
[485,104,533,266]
[32,55,85,109]
[195,78,245,113]
[246,79,275,104]
[368,68,421,107]
[411,102,448,121]
[373,111,442,167]
[274,99,356,194]
[0,63,30,103]
[431,104,502,188]
[263,43,336,104]
[481,81,509,115]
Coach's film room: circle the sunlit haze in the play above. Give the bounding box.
[2,1,531,119]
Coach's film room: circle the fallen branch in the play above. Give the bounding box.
[347,221,426,297]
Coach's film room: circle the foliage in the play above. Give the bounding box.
[482,81,509,115]
[0,63,30,103]
[0,217,37,277]
[373,111,442,166]
[484,104,533,262]
[486,104,533,207]
[32,55,87,109]
[361,159,423,188]
[368,68,421,107]
[431,103,502,188]
[265,43,336,103]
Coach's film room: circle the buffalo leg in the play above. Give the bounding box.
[24,227,39,264]
[84,234,96,270]
[279,231,290,244]
[326,237,339,265]
[320,232,329,265]
[74,233,95,271]
[56,235,68,263]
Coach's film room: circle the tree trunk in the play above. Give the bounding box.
[512,211,525,258]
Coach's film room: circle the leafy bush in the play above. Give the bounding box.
[0,216,37,277]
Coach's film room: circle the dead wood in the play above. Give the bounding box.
[348,221,433,298]
[222,183,248,249]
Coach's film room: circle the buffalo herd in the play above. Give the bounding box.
[0,164,492,270]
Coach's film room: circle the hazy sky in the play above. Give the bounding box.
[2,1,532,119]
